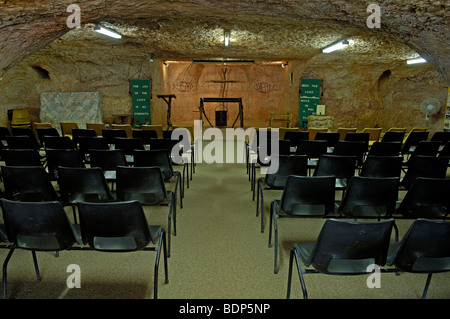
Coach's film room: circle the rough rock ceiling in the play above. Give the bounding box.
[0,0,449,82]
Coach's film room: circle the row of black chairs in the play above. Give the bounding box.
[286,217,450,299]
[0,165,178,257]
[267,174,450,274]
[0,199,169,299]
[256,154,449,229]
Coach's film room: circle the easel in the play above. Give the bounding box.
[157,94,176,130]
[199,97,244,128]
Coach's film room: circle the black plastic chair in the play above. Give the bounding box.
[287,218,395,299]
[387,219,450,299]
[333,140,367,167]
[283,131,309,148]
[367,141,402,156]
[90,149,128,183]
[77,200,169,299]
[115,166,176,257]
[295,140,328,169]
[313,154,357,190]
[1,166,59,202]
[5,135,39,151]
[133,129,158,145]
[380,131,405,143]
[256,155,308,232]
[102,129,127,145]
[1,199,80,299]
[78,136,110,162]
[401,131,429,156]
[10,127,40,150]
[430,131,450,145]
[268,175,336,273]
[396,177,450,219]
[36,127,60,146]
[133,149,184,209]
[113,137,145,156]
[400,155,449,190]
[45,148,85,180]
[71,128,97,147]
[57,166,115,223]
[344,132,369,153]
[314,132,340,148]
[402,141,441,168]
[337,176,399,219]
[359,155,403,178]
[43,136,75,150]
[2,148,43,167]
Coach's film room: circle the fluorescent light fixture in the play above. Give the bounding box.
[406,57,427,65]
[322,40,349,53]
[94,25,122,39]
[224,31,230,47]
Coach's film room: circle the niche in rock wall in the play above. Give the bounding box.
[40,92,103,131]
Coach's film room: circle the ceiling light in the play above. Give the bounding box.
[224,31,230,47]
[163,62,169,67]
[282,62,288,68]
[406,57,427,65]
[94,25,122,39]
[322,40,350,53]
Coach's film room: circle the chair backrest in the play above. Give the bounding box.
[2,149,42,166]
[264,155,308,187]
[310,219,394,274]
[36,127,60,145]
[1,199,78,251]
[71,128,97,146]
[43,136,74,150]
[400,155,448,189]
[45,148,85,179]
[367,141,401,156]
[113,137,145,155]
[391,219,450,273]
[295,140,327,158]
[344,132,370,144]
[57,167,114,204]
[0,126,11,139]
[388,127,406,132]
[381,131,405,143]
[1,166,59,202]
[10,109,31,128]
[279,175,336,216]
[338,176,399,218]
[34,122,54,129]
[148,138,180,154]
[402,131,429,154]
[142,125,163,139]
[6,133,39,150]
[409,141,441,158]
[90,149,127,171]
[359,155,403,178]
[430,131,450,145]
[102,129,128,144]
[115,166,168,205]
[313,154,356,181]
[133,149,175,181]
[314,132,340,148]
[173,125,194,144]
[333,140,367,165]
[283,131,309,147]
[78,136,109,157]
[396,178,450,219]
[133,129,158,144]
[78,201,154,251]
[439,142,450,157]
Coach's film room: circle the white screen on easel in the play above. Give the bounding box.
[40,92,103,132]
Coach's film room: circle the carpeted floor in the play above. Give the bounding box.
[1,138,449,301]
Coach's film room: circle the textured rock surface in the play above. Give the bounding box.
[0,0,448,132]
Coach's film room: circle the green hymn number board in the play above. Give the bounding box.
[299,78,321,128]
[131,79,151,127]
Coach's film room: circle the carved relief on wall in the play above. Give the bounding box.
[172,81,194,92]
[253,81,276,93]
